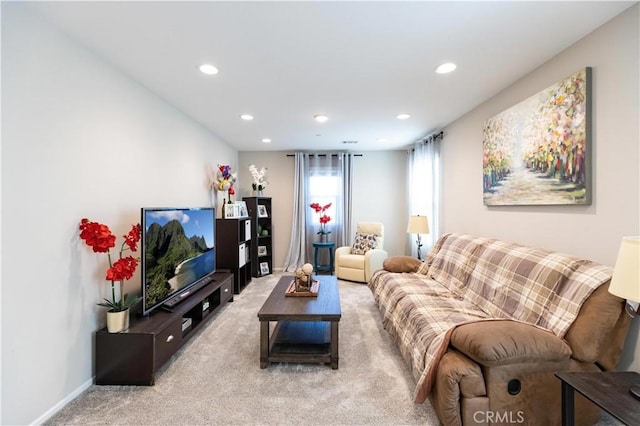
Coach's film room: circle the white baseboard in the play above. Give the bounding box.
[31,377,93,425]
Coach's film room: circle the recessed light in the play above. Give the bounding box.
[261,138,271,143]
[377,138,388,143]
[314,114,329,123]
[240,114,254,121]
[342,140,358,144]
[199,64,219,75]
[435,62,457,74]
[396,113,411,120]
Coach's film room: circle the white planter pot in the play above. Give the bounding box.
[106,308,130,333]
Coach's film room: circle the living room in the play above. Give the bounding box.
[2,2,639,425]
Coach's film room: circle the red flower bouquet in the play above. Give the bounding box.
[79,219,142,312]
[310,202,332,235]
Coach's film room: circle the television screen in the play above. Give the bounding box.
[141,207,215,315]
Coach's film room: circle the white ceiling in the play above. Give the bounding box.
[26,1,635,152]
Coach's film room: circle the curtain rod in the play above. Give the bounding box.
[424,131,444,143]
[286,154,363,157]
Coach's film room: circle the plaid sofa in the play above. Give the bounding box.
[369,233,630,426]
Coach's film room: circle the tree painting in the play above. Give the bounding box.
[483,68,591,206]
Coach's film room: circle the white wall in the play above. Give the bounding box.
[238,150,408,269]
[1,5,237,425]
[442,5,640,371]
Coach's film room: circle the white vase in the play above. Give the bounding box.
[106,308,130,333]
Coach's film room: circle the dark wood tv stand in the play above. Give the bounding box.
[95,271,233,385]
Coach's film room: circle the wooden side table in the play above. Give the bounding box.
[555,371,640,426]
[313,241,335,275]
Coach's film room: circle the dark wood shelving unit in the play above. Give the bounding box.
[244,197,273,277]
[216,217,252,293]
[95,271,233,386]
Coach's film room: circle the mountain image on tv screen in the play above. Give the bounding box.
[143,209,214,309]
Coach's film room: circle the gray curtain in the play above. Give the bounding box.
[282,153,308,272]
[283,152,355,271]
[338,152,353,246]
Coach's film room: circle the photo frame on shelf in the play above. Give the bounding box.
[260,262,270,275]
[258,245,268,256]
[224,202,249,219]
[257,204,268,218]
[224,203,237,218]
[236,201,248,217]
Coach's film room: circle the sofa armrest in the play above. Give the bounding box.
[450,320,571,367]
[364,249,388,282]
[382,256,421,273]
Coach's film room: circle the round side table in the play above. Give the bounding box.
[312,241,335,275]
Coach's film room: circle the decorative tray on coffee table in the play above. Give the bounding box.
[285,279,320,297]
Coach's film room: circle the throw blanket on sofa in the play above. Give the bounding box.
[368,233,612,403]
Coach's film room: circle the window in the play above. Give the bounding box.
[308,174,339,234]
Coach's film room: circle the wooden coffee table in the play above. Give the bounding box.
[258,275,341,369]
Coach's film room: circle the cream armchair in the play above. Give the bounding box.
[335,222,388,283]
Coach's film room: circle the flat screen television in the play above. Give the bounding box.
[141,207,215,315]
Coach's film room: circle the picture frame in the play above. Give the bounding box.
[224,202,237,218]
[482,67,591,206]
[236,201,248,217]
[260,262,270,275]
[224,201,249,219]
[258,245,268,256]
[257,204,268,218]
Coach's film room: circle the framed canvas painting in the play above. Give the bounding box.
[482,67,592,206]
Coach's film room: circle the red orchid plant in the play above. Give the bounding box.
[79,219,143,312]
[309,202,332,235]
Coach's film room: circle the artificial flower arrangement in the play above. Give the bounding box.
[79,219,142,312]
[215,164,236,202]
[309,202,332,235]
[248,164,268,192]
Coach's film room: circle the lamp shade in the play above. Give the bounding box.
[608,236,640,303]
[407,215,429,234]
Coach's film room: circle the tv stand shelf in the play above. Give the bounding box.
[95,271,233,385]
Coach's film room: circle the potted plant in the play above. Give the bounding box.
[249,164,268,195]
[309,202,332,242]
[79,218,142,332]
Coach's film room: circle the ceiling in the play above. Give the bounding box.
[25,1,635,152]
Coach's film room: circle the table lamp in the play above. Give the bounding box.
[607,236,640,400]
[407,215,429,260]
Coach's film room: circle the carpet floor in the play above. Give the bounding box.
[46,274,440,425]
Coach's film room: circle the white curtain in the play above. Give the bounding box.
[283,152,354,271]
[407,135,441,257]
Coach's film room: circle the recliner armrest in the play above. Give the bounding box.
[450,320,571,367]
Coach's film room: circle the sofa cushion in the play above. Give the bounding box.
[383,256,421,273]
[464,242,580,324]
[352,232,377,255]
[450,320,571,367]
[426,233,490,294]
